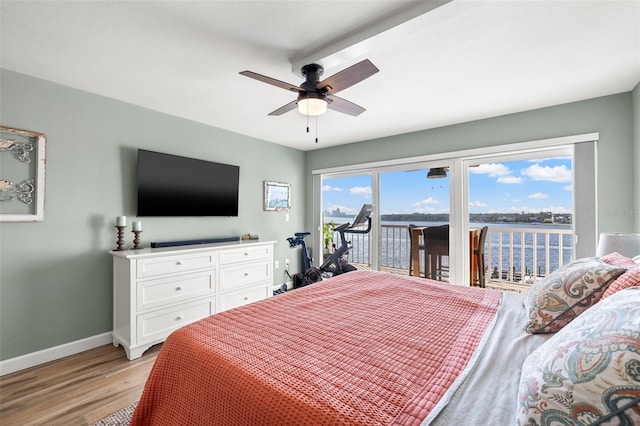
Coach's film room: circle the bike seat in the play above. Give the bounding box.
[294,232,311,238]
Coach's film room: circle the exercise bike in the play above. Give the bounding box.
[287,204,373,287]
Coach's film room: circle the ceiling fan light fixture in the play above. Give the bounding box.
[297,96,327,116]
[427,167,447,179]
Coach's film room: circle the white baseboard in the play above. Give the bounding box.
[272,280,294,292]
[0,332,113,376]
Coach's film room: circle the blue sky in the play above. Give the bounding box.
[323,157,572,216]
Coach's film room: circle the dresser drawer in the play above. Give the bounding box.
[136,252,216,279]
[220,245,271,265]
[136,299,212,345]
[136,272,214,312]
[219,284,270,312]
[219,262,270,291]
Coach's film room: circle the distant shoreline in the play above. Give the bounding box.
[324,212,572,226]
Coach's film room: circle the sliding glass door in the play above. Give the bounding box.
[378,165,451,280]
[464,150,573,288]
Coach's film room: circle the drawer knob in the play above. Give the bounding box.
[244,252,249,256]
[176,315,183,321]
[176,261,183,266]
[175,286,183,291]
[244,272,249,276]
[243,296,249,301]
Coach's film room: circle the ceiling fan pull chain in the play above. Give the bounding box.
[306,101,310,133]
[315,115,319,143]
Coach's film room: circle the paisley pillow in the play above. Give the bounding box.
[524,257,625,333]
[515,287,640,426]
[600,252,640,299]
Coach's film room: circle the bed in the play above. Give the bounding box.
[131,254,640,425]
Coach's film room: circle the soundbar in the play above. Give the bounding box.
[151,236,240,248]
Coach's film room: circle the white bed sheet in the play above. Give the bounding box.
[427,291,552,425]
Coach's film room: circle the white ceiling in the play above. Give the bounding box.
[1,1,639,151]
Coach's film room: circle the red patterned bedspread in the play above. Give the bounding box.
[132,270,501,425]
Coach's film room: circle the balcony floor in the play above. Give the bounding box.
[350,263,528,293]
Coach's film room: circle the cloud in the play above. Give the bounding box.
[521,164,571,183]
[469,163,511,177]
[322,185,343,192]
[497,176,523,184]
[349,186,371,196]
[469,200,488,208]
[528,192,549,200]
[417,206,450,214]
[507,205,530,213]
[471,163,524,185]
[543,205,572,214]
[564,184,572,191]
[413,206,437,213]
[413,197,440,207]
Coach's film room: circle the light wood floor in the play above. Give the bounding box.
[0,343,161,426]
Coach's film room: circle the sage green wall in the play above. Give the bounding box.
[0,70,305,361]
[306,91,637,237]
[633,82,640,231]
[1,69,637,363]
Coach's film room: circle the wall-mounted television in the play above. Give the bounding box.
[136,149,239,217]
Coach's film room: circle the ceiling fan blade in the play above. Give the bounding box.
[326,95,366,116]
[317,59,379,95]
[268,100,298,116]
[239,71,302,92]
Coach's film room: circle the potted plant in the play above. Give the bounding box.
[322,222,335,259]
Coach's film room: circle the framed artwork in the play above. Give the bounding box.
[263,181,290,211]
[0,126,46,222]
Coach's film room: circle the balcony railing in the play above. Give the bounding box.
[333,224,573,289]
[485,227,573,286]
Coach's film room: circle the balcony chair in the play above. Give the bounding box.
[423,225,449,281]
[408,224,424,276]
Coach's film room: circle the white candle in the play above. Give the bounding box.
[116,216,126,227]
[132,221,142,232]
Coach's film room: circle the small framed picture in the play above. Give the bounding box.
[263,181,290,211]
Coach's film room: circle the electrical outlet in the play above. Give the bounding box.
[285,259,290,269]
[274,260,279,269]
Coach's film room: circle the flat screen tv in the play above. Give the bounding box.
[136,149,239,217]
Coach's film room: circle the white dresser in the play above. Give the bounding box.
[111,240,275,360]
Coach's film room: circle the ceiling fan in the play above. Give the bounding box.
[239,59,379,117]
[427,165,481,179]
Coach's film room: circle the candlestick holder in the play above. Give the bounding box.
[115,226,126,251]
[133,230,142,249]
